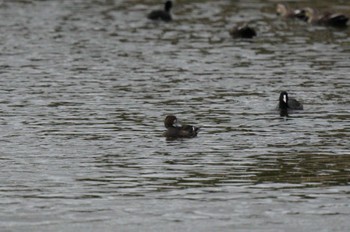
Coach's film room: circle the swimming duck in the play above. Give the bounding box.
[304,7,348,27]
[163,115,200,138]
[276,3,307,21]
[147,1,173,22]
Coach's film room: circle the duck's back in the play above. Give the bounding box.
[288,98,303,110]
[163,125,199,138]
[181,125,200,138]
[147,10,172,22]
[324,13,348,27]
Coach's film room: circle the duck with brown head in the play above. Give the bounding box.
[163,115,200,139]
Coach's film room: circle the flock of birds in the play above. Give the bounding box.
[147,1,349,38]
[276,3,349,28]
[146,1,348,139]
[231,3,349,38]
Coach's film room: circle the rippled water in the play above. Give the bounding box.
[1,0,350,231]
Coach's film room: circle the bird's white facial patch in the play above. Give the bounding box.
[173,119,177,126]
[283,95,287,103]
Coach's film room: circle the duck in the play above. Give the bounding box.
[278,91,303,117]
[276,3,307,21]
[304,7,348,27]
[163,115,200,139]
[229,24,256,39]
[147,1,173,22]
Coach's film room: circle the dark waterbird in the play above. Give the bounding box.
[303,7,348,27]
[278,91,303,117]
[229,24,256,39]
[147,1,173,22]
[163,115,200,139]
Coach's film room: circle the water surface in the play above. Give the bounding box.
[0,0,350,231]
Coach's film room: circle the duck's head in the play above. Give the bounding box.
[303,7,318,22]
[164,1,173,12]
[164,115,178,128]
[276,4,288,16]
[279,91,289,107]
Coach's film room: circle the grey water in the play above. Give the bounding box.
[0,0,350,231]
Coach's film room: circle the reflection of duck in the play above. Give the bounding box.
[229,24,256,39]
[304,7,348,27]
[278,91,303,117]
[163,115,200,139]
[276,3,307,21]
[147,0,173,22]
